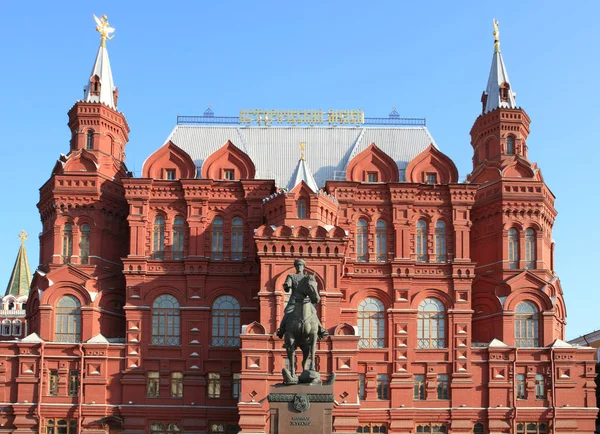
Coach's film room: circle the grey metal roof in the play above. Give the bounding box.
[165,126,437,189]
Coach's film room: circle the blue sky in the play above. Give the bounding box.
[0,1,597,340]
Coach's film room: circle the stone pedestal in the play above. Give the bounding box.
[268,383,333,434]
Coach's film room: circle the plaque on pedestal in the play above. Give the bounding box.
[268,384,334,434]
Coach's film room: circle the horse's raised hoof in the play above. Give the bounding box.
[282,368,298,385]
[299,369,322,385]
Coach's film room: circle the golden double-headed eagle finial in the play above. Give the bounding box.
[493,18,500,53]
[299,142,306,161]
[18,230,28,244]
[93,14,115,47]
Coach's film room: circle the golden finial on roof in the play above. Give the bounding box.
[94,14,115,48]
[493,19,500,53]
[299,142,306,161]
[18,230,28,245]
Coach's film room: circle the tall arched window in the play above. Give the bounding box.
[515,301,539,347]
[153,216,165,260]
[62,224,73,264]
[525,229,536,269]
[86,130,94,150]
[416,219,428,263]
[356,219,368,262]
[417,298,445,349]
[12,320,22,336]
[172,216,185,260]
[80,224,90,265]
[435,221,446,263]
[297,199,306,219]
[211,295,241,346]
[376,220,387,262]
[231,217,243,261]
[506,136,515,155]
[358,297,385,349]
[212,216,224,260]
[55,295,81,343]
[508,228,519,269]
[152,294,180,346]
[1,320,10,336]
[474,423,484,434]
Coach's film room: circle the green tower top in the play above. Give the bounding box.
[5,230,32,297]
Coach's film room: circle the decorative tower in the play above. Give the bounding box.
[1,231,31,340]
[469,20,563,345]
[31,15,129,342]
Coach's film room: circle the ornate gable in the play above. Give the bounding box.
[201,140,255,181]
[405,144,458,184]
[346,143,399,183]
[142,141,196,179]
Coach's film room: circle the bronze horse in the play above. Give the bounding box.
[282,273,322,385]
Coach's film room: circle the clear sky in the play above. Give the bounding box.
[0,1,598,340]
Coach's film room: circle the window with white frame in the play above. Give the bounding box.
[358,297,385,349]
[417,298,445,349]
[152,295,180,346]
[515,301,539,347]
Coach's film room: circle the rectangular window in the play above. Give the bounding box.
[516,374,526,399]
[535,374,544,400]
[516,423,547,434]
[426,173,437,184]
[359,374,365,400]
[151,422,182,434]
[165,169,176,180]
[437,374,449,400]
[68,370,79,397]
[367,172,378,183]
[413,374,425,400]
[147,371,160,398]
[171,372,183,398]
[416,424,447,434]
[48,370,59,396]
[232,373,240,399]
[46,418,78,434]
[376,374,389,400]
[208,372,221,398]
[223,169,235,180]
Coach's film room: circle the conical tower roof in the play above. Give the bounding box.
[483,19,517,113]
[5,231,32,297]
[288,142,319,193]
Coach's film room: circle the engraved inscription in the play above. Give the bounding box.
[290,416,312,426]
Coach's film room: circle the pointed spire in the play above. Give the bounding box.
[482,19,517,114]
[288,142,319,193]
[83,14,118,109]
[5,231,32,297]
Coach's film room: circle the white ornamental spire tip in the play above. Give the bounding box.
[83,14,117,109]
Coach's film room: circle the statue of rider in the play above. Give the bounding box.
[276,258,328,339]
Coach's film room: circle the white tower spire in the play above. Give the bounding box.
[482,19,517,114]
[83,15,118,109]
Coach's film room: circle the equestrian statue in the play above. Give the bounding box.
[276,259,329,385]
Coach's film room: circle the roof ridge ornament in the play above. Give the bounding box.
[94,14,115,48]
[18,230,28,245]
[493,18,500,53]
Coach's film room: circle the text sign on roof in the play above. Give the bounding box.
[239,109,364,126]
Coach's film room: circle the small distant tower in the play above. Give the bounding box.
[1,230,32,340]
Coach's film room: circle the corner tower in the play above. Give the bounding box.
[469,21,564,346]
[32,15,129,342]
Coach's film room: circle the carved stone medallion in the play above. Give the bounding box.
[292,394,310,412]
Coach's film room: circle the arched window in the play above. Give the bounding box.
[356,219,368,262]
[508,228,519,269]
[375,220,387,262]
[153,216,165,260]
[435,221,447,263]
[80,224,90,265]
[231,217,243,261]
[211,295,241,346]
[1,320,10,336]
[358,297,385,349]
[506,136,515,155]
[212,216,224,260]
[152,294,180,346]
[55,295,81,343]
[474,423,484,434]
[416,219,428,263]
[515,301,539,347]
[63,224,73,264]
[12,320,22,336]
[86,130,94,150]
[525,228,536,269]
[297,199,306,219]
[172,216,185,260]
[417,298,445,349]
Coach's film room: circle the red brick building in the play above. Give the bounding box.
[0,18,596,434]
